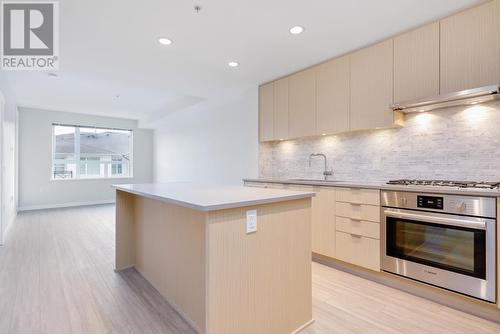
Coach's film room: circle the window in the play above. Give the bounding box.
[52,124,133,180]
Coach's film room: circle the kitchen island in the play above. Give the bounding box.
[114,183,315,334]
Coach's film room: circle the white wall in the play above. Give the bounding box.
[18,107,154,210]
[0,82,18,244]
[154,88,258,185]
[0,90,4,243]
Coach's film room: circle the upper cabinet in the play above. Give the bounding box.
[315,55,350,135]
[258,83,274,142]
[440,1,500,93]
[394,22,440,102]
[350,40,395,131]
[273,78,289,140]
[289,68,317,138]
[497,0,500,83]
[258,1,500,142]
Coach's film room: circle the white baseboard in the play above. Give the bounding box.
[18,199,115,212]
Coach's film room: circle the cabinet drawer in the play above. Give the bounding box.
[335,202,380,223]
[336,188,380,205]
[336,217,380,239]
[335,231,380,271]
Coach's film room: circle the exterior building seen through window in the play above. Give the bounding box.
[52,124,133,180]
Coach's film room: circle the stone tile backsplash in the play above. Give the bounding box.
[259,101,500,182]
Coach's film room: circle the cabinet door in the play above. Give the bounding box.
[440,1,499,93]
[273,78,289,140]
[335,232,380,271]
[497,0,500,83]
[315,55,350,135]
[394,22,439,102]
[311,187,336,258]
[289,68,316,138]
[259,83,274,142]
[350,40,394,131]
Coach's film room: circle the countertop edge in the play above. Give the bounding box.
[113,185,315,212]
[243,178,383,190]
[243,179,500,197]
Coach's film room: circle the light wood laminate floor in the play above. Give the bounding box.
[1,205,499,334]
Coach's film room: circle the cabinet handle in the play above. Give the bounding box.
[350,233,363,238]
[350,202,363,206]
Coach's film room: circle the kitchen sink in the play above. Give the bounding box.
[288,178,342,182]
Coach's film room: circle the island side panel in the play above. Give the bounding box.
[205,198,313,334]
[115,190,136,270]
[133,195,207,333]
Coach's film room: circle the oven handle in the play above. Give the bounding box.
[383,209,487,230]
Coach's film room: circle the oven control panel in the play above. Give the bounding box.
[381,190,497,218]
[417,195,443,210]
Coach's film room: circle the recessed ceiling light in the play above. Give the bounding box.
[158,37,172,45]
[228,61,239,67]
[289,26,304,35]
[48,73,58,78]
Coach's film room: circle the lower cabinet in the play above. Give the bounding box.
[336,217,380,239]
[335,188,381,271]
[311,187,336,258]
[335,202,380,223]
[244,182,381,271]
[335,231,380,271]
[286,185,336,258]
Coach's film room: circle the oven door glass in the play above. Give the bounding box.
[386,217,486,279]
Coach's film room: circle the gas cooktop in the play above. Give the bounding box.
[387,179,500,189]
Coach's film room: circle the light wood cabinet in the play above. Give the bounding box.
[336,217,380,239]
[259,2,500,141]
[273,78,289,140]
[440,1,500,93]
[311,187,336,258]
[335,231,380,271]
[289,69,316,138]
[335,188,380,206]
[497,0,500,83]
[245,182,382,271]
[350,40,395,131]
[335,187,380,271]
[497,197,500,310]
[394,22,440,102]
[287,185,336,258]
[315,55,350,135]
[335,202,380,223]
[259,83,274,141]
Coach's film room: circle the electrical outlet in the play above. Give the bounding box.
[246,209,257,234]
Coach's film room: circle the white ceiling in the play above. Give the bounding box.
[1,0,484,127]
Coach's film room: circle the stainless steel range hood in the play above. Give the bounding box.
[391,84,500,113]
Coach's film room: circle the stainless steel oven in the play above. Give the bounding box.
[381,190,496,302]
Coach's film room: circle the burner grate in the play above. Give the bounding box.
[387,179,500,189]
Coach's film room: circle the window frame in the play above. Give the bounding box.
[51,123,134,181]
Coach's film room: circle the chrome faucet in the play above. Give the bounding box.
[309,153,333,180]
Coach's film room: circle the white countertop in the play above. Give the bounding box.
[243,178,500,197]
[113,182,315,211]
